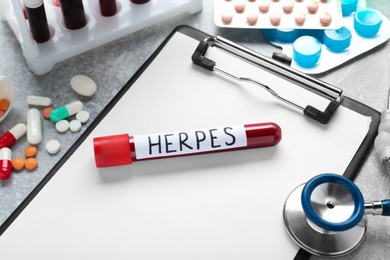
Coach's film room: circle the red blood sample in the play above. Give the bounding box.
[94,122,282,168]
[131,0,150,4]
[59,0,87,30]
[99,0,117,17]
[24,0,51,43]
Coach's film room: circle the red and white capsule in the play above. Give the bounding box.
[93,122,282,168]
[0,123,27,149]
[0,147,12,180]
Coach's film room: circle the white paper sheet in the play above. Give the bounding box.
[0,31,371,259]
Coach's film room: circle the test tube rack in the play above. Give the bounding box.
[2,0,203,75]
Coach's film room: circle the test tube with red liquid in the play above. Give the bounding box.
[93,122,282,168]
[131,0,151,4]
[23,0,51,43]
[99,0,117,17]
[59,0,87,30]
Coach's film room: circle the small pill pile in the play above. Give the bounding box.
[0,75,96,181]
[0,98,10,117]
[11,145,38,172]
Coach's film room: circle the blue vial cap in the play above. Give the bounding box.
[298,29,324,42]
[293,36,322,68]
[262,29,298,43]
[354,9,382,38]
[323,26,352,52]
[341,0,358,17]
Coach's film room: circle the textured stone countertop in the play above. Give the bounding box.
[0,0,389,259]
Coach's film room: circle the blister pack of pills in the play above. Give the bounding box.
[263,1,390,74]
[215,0,343,29]
[2,0,202,75]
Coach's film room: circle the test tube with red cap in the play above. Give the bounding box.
[0,123,27,149]
[93,122,282,168]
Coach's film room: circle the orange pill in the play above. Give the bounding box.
[12,157,25,171]
[42,107,54,119]
[24,145,38,158]
[25,158,38,171]
[0,98,10,112]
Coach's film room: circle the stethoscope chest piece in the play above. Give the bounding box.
[283,177,367,257]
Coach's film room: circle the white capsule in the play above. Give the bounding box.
[9,123,27,140]
[67,101,84,115]
[50,101,83,122]
[27,108,42,144]
[0,148,12,180]
[26,95,52,106]
[0,147,12,160]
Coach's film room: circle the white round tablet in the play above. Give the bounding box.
[46,140,61,154]
[70,75,97,97]
[76,110,90,123]
[69,120,82,132]
[55,120,70,133]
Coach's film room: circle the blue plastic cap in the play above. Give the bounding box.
[341,0,358,16]
[293,36,322,68]
[354,9,382,38]
[298,29,324,41]
[262,29,299,43]
[323,26,352,52]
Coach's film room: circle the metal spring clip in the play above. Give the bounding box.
[192,36,343,124]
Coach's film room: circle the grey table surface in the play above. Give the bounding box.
[0,0,389,259]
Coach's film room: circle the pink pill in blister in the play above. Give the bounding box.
[282,1,294,14]
[234,0,246,13]
[215,0,342,29]
[307,0,320,14]
[258,0,270,13]
[221,11,234,24]
[295,11,307,25]
[270,12,282,25]
[320,11,332,26]
[247,12,258,25]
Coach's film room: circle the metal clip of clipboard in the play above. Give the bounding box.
[191,36,343,124]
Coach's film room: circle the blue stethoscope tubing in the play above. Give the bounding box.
[301,173,390,232]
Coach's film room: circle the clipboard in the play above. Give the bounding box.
[0,26,380,259]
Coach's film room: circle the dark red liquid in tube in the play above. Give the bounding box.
[24,0,50,43]
[93,122,282,168]
[130,0,150,4]
[59,0,87,30]
[99,0,117,17]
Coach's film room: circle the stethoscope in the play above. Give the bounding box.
[284,173,390,257]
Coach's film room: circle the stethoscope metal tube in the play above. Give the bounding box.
[365,200,389,215]
[284,173,390,257]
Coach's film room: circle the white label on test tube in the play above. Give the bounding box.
[133,125,247,160]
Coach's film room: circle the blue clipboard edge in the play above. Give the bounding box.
[0,25,381,260]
